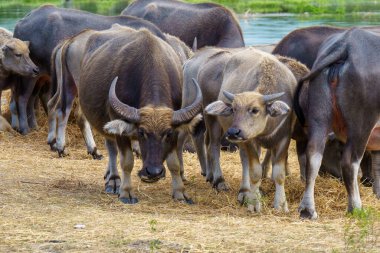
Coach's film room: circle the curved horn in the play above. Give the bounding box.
[172,78,202,125]
[223,90,235,102]
[263,92,285,103]
[108,76,140,123]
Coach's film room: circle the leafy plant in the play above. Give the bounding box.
[344,207,380,252]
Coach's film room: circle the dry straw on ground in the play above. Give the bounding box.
[0,96,379,252]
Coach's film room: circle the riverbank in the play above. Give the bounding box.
[2,1,380,15]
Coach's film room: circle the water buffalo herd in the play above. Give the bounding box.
[1,0,379,219]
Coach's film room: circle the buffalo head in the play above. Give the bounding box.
[1,39,39,77]
[205,91,290,142]
[104,77,202,182]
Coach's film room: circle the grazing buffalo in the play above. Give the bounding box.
[47,23,191,159]
[0,28,38,116]
[273,25,379,185]
[12,5,166,135]
[78,27,202,203]
[122,0,244,48]
[183,47,306,212]
[296,28,380,219]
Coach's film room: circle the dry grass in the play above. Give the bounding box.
[0,97,379,252]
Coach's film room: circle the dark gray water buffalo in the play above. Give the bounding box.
[78,27,202,203]
[122,0,244,48]
[12,5,166,135]
[47,23,192,159]
[183,47,306,212]
[273,25,380,185]
[295,28,380,219]
[0,28,38,116]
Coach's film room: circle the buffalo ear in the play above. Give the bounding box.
[175,113,203,133]
[205,101,233,116]
[103,119,136,136]
[266,101,290,117]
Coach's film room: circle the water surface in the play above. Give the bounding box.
[2,1,380,45]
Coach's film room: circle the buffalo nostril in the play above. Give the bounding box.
[33,67,39,74]
[146,166,164,177]
[227,128,240,137]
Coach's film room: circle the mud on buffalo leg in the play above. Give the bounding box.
[238,141,261,212]
[116,137,137,204]
[166,150,193,204]
[205,114,228,190]
[271,137,290,212]
[372,151,380,199]
[75,106,102,160]
[104,139,121,195]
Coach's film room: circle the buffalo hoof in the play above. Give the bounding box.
[104,174,121,195]
[138,168,166,183]
[57,149,68,158]
[205,173,213,183]
[298,205,318,220]
[238,189,261,213]
[183,198,194,205]
[18,127,30,135]
[105,185,120,195]
[119,197,138,204]
[173,192,194,204]
[360,176,374,187]
[48,139,57,151]
[89,148,103,160]
[213,177,229,191]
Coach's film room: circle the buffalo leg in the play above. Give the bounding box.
[116,137,136,204]
[238,141,261,212]
[271,137,290,212]
[372,151,380,199]
[26,82,42,130]
[166,150,192,204]
[296,140,307,181]
[176,131,186,181]
[205,114,227,190]
[75,106,102,160]
[262,150,271,178]
[104,139,120,194]
[16,76,37,135]
[360,151,373,187]
[9,95,19,130]
[190,119,208,176]
[340,142,365,212]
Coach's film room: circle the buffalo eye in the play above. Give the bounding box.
[250,108,259,115]
[15,53,22,58]
[164,129,173,141]
[138,128,145,138]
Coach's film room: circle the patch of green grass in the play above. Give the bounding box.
[186,0,380,14]
[344,207,380,252]
[149,219,158,232]
[149,239,161,252]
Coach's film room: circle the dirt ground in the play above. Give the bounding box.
[0,102,379,252]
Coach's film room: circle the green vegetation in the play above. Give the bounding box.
[186,0,380,14]
[344,208,380,252]
[1,0,380,15]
